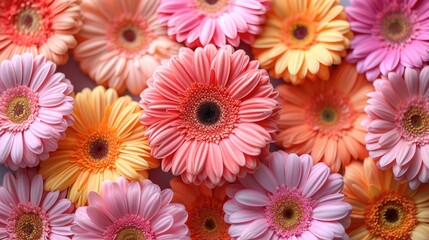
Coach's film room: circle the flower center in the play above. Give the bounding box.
[194,0,229,15]
[72,129,120,172]
[16,8,41,33]
[104,214,155,240]
[380,13,412,43]
[187,197,229,239]
[179,83,240,143]
[320,107,337,124]
[7,96,31,123]
[16,213,43,240]
[115,226,145,240]
[292,25,308,40]
[122,29,137,43]
[0,85,39,132]
[264,187,313,238]
[89,139,109,160]
[196,101,221,126]
[307,91,356,137]
[403,107,429,136]
[365,192,417,240]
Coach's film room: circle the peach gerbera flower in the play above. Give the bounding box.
[344,157,429,240]
[276,62,373,172]
[0,0,82,65]
[39,86,159,207]
[170,178,230,239]
[252,0,351,84]
[74,0,182,95]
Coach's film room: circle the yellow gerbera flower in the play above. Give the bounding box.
[343,158,429,240]
[252,0,351,84]
[39,86,158,207]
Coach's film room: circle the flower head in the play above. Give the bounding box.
[157,0,270,48]
[347,0,429,81]
[0,169,74,239]
[39,86,158,207]
[71,177,190,239]
[74,0,182,95]
[344,157,429,240]
[140,44,280,187]
[276,62,373,172]
[224,151,351,239]
[0,53,74,170]
[364,66,429,189]
[170,178,230,239]
[0,0,82,64]
[252,0,351,84]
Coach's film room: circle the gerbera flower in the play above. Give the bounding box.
[364,66,429,189]
[344,157,429,239]
[71,177,190,239]
[74,0,182,95]
[170,178,230,239]
[0,0,82,65]
[224,151,351,239]
[0,169,74,239]
[140,44,280,187]
[0,53,74,170]
[157,0,270,48]
[39,86,158,207]
[276,62,372,173]
[252,0,351,84]
[347,0,429,81]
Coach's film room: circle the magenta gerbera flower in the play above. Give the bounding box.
[0,53,74,170]
[140,44,280,187]
[364,66,429,189]
[157,0,270,48]
[0,169,74,239]
[347,0,429,81]
[71,177,190,239]
[224,151,351,239]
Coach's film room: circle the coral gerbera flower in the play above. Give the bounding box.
[71,177,190,239]
[0,169,74,239]
[364,66,429,189]
[170,178,230,239]
[74,0,182,95]
[252,0,351,84]
[0,0,82,65]
[276,62,373,172]
[224,151,351,239]
[0,53,74,170]
[347,0,429,81]
[157,0,270,48]
[344,157,429,240]
[140,44,280,187]
[39,86,158,207]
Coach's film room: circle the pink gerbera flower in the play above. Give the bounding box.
[0,0,82,65]
[0,53,74,170]
[364,66,429,189]
[157,0,270,48]
[347,0,429,81]
[0,169,74,239]
[74,0,182,95]
[71,177,190,239]
[224,151,351,239]
[140,44,280,187]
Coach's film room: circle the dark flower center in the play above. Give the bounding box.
[321,107,336,123]
[384,207,399,223]
[122,29,137,42]
[115,226,145,240]
[89,139,109,160]
[381,13,412,43]
[205,0,219,4]
[203,217,217,231]
[7,96,31,123]
[16,213,43,240]
[293,25,308,40]
[196,101,221,126]
[282,207,295,220]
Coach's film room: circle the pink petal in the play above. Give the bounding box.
[235,189,269,207]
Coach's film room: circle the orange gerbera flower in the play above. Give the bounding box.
[276,62,373,172]
[170,178,230,240]
[344,158,429,240]
[252,0,351,84]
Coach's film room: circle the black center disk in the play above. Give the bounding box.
[196,101,221,126]
[122,29,137,42]
[89,139,109,160]
[384,207,399,223]
[204,218,216,231]
[293,25,308,40]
